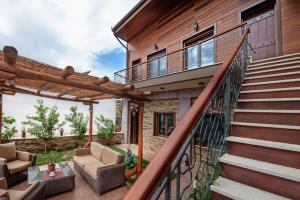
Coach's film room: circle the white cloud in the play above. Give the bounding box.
[0,0,139,77]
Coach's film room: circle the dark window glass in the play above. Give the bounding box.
[131,59,141,81]
[154,112,176,137]
[147,49,167,78]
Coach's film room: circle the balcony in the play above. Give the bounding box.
[114,24,248,89]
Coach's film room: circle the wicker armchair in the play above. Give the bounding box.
[0,177,45,200]
[0,142,37,187]
[73,142,126,194]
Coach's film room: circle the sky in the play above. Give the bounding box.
[0,0,139,78]
[0,0,139,136]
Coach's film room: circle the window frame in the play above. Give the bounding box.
[131,58,141,81]
[147,48,167,78]
[153,112,176,137]
[183,25,216,70]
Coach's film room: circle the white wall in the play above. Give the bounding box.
[3,93,116,137]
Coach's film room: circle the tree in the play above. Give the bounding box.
[65,106,88,140]
[23,99,64,152]
[2,114,17,143]
[96,115,116,145]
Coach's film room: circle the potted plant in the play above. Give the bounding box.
[96,115,116,145]
[48,160,56,173]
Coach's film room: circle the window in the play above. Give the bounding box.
[131,59,141,81]
[147,49,167,78]
[184,26,215,69]
[154,112,176,137]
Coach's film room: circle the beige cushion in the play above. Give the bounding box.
[7,182,39,200]
[73,155,99,168]
[101,147,122,165]
[7,160,32,174]
[0,189,8,198]
[90,142,104,160]
[84,161,106,179]
[16,151,31,162]
[74,148,90,156]
[0,142,16,162]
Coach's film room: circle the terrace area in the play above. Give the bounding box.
[0,46,151,200]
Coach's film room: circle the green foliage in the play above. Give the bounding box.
[23,99,64,152]
[36,149,73,166]
[116,99,122,117]
[125,148,137,169]
[2,114,17,143]
[96,115,116,144]
[65,106,88,140]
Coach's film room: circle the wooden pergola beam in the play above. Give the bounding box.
[57,76,110,98]
[37,66,75,93]
[0,61,146,100]
[0,84,98,104]
[76,92,104,100]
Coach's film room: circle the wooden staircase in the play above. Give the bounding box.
[211,53,300,200]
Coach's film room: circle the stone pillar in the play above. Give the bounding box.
[121,98,129,143]
[178,97,191,121]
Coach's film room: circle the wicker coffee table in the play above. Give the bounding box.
[28,162,75,197]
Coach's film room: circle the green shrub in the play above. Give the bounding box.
[2,114,17,143]
[23,99,64,152]
[96,115,116,144]
[65,106,88,140]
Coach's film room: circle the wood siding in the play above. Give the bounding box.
[281,0,300,55]
[126,0,300,73]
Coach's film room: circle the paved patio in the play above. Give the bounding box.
[11,161,130,200]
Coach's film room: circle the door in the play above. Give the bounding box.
[242,1,277,61]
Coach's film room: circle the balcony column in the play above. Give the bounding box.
[137,102,144,177]
[121,98,129,143]
[89,104,93,143]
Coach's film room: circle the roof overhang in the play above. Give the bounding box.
[112,0,193,41]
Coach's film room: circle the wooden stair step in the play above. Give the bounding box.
[211,177,290,200]
[227,136,300,153]
[246,65,300,77]
[239,87,300,98]
[237,98,300,110]
[242,78,300,90]
[227,136,300,168]
[220,154,300,182]
[249,56,300,68]
[247,60,300,72]
[244,71,300,84]
[231,121,300,145]
[234,109,300,126]
[250,52,300,65]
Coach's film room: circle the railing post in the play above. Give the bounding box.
[165,168,172,200]
[176,166,180,200]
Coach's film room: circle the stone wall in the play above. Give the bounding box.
[10,133,124,153]
[143,99,179,152]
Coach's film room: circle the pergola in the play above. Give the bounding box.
[0,46,149,166]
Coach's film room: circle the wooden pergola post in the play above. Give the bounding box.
[137,102,144,177]
[89,104,94,144]
[0,92,2,144]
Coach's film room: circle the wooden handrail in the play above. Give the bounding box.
[114,22,246,74]
[123,28,250,200]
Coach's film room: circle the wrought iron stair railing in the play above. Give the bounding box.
[124,26,250,200]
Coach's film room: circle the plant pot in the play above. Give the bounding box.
[48,164,55,173]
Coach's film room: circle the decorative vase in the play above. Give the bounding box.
[48,163,55,173]
[59,128,64,136]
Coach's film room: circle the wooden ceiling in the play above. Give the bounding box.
[112,0,193,41]
[0,46,150,104]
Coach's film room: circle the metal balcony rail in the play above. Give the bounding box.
[114,23,247,84]
[124,26,250,200]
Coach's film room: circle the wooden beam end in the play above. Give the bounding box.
[3,46,18,65]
